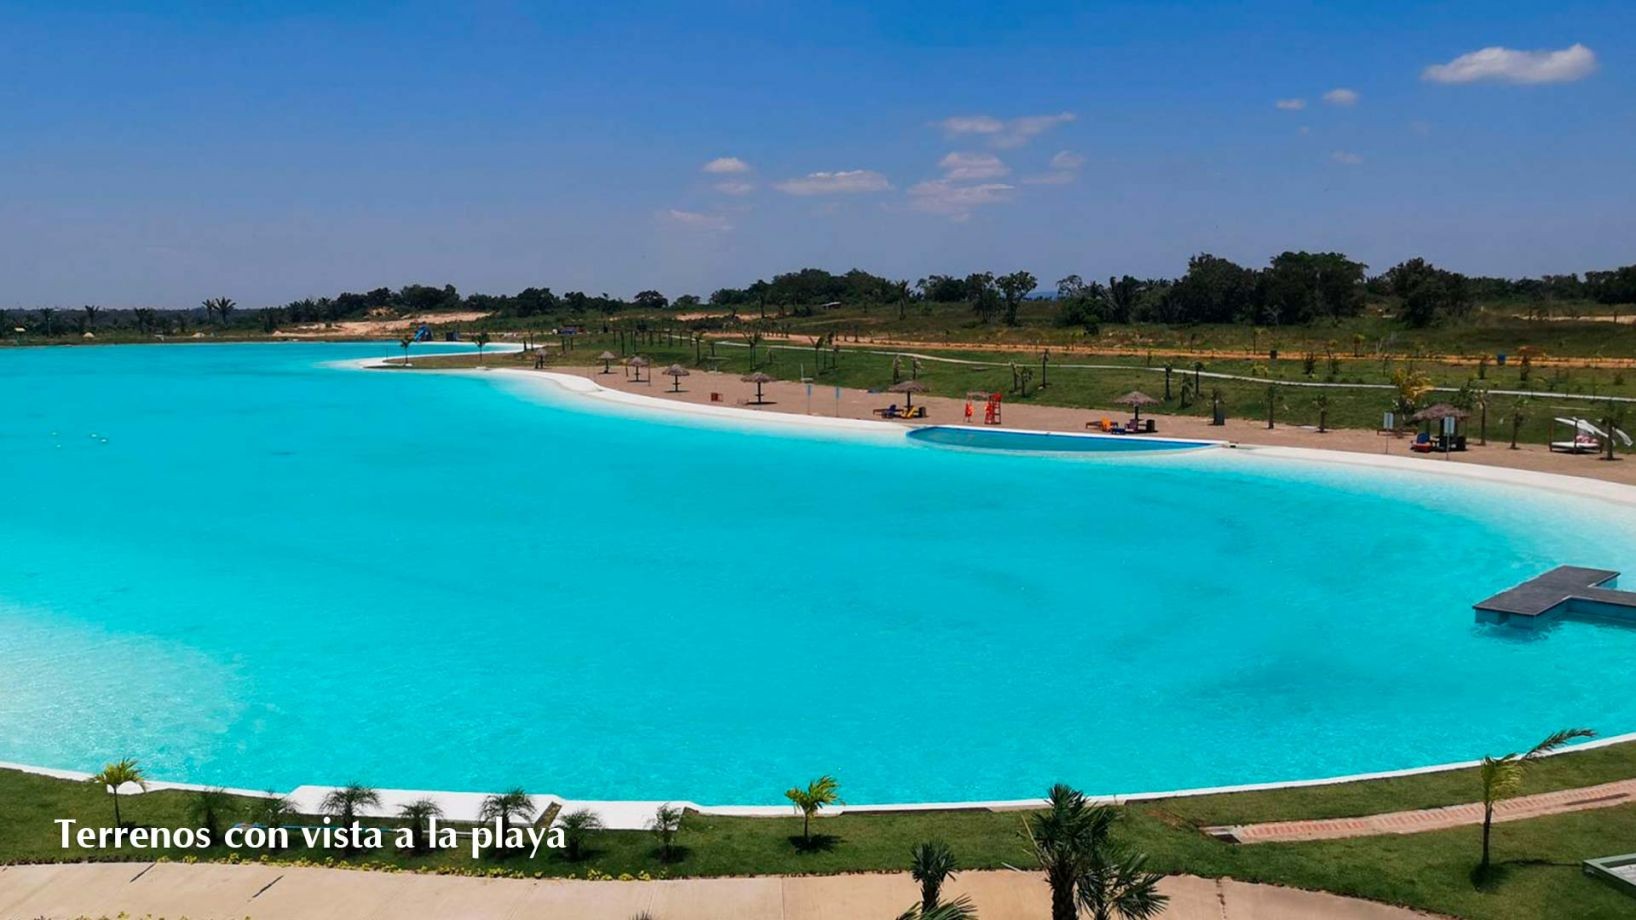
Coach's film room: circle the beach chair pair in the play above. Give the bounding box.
[873,404,902,418]
[900,405,927,419]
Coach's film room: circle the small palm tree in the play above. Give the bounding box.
[557,809,602,861]
[649,803,683,861]
[89,758,146,827]
[187,787,236,846]
[473,331,491,364]
[784,775,841,848]
[910,840,958,913]
[1477,728,1595,878]
[319,783,381,850]
[895,894,978,920]
[477,788,536,851]
[398,797,444,853]
[1509,397,1531,449]
[253,792,296,849]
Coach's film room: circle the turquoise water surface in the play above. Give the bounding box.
[4,342,1636,804]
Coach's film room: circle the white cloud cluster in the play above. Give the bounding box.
[663,209,732,231]
[1330,150,1364,166]
[713,181,754,196]
[908,179,1014,219]
[701,157,750,174]
[1422,43,1596,85]
[937,112,1076,148]
[1275,98,1307,111]
[938,151,1009,180]
[1322,87,1360,106]
[1022,150,1086,186]
[773,169,891,196]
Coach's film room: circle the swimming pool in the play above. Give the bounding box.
[4,342,1635,805]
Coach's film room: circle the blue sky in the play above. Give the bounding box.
[0,0,1631,306]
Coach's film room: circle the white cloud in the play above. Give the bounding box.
[1275,98,1307,110]
[907,179,1014,219]
[663,209,732,231]
[701,157,751,174]
[937,112,1076,148]
[1022,150,1085,185]
[1323,87,1360,106]
[1422,43,1597,85]
[1330,150,1364,166]
[773,169,892,196]
[713,180,755,196]
[1049,150,1085,170]
[938,151,1009,180]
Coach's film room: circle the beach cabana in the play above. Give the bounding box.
[889,379,929,408]
[741,371,774,404]
[663,364,690,392]
[1114,391,1159,424]
[597,351,618,374]
[1411,404,1469,453]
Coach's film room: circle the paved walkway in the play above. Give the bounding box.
[0,862,1439,919]
[1206,778,1636,844]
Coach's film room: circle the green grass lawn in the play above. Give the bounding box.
[6,741,1636,918]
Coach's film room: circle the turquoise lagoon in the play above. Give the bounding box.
[3,342,1635,804]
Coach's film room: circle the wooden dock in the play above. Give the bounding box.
[1475,566,1636,627]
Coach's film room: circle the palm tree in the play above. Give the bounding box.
[910,840,958,913]
[88,758,146,827]
[319,783,381,849]
[187,787,235,846]
[477,788,536,851]
[557,808,602,861]
[895,894,979,920]
[202,297,236,326]
[1025,784,1167,920]
[38,307,55,336]
[1313,393,1330,433]
[473,331,491,364]
[398,335,413,367]
[1477,728,1595,878]
[253,792,296,849]
[784,775,840,848]
[398,797,444,853]
[649,803,683,861]
[83,305,101,331]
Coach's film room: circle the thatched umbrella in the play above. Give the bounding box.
[1114,390,1160,422]
[663,364,690,392]
[966,390,995,400]
[597,350,617,374]
[1411,403,1469,422]
[629,355,651,383]
[889,379,929,408]
[742,371,774,404]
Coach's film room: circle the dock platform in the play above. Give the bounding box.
[1475,566,1636,627]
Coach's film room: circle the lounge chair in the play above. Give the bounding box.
[900,405,927,419]
[1409,432,1435,453]
[872,404,901,418]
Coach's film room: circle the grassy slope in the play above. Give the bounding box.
[6,742,1636,918]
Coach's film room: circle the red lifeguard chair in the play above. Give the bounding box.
[983,392,1003,425]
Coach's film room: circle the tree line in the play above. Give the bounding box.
[6,255,1635,336]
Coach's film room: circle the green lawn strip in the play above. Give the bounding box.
[8,764,1636,919]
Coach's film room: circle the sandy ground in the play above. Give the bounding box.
[0,863,1440,920]
[555,364,1636,486]
[275,311,494,337]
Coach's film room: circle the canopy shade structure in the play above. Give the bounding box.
[888,379,929,407]
[663,364,690,392]
[1412,403,1470,421]
[741,371,774,404]
[1114,390,1159,422]
[597,351,618,374]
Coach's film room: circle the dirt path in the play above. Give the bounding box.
[1207,778,1636,844]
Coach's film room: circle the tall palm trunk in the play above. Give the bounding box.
[111,789,122,827]
[1480,803,1494,873]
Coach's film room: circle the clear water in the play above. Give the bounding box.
[4,342,1636,805]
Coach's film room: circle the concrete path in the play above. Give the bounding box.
[1207,778,1636,844]
[0,862,1441,919]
